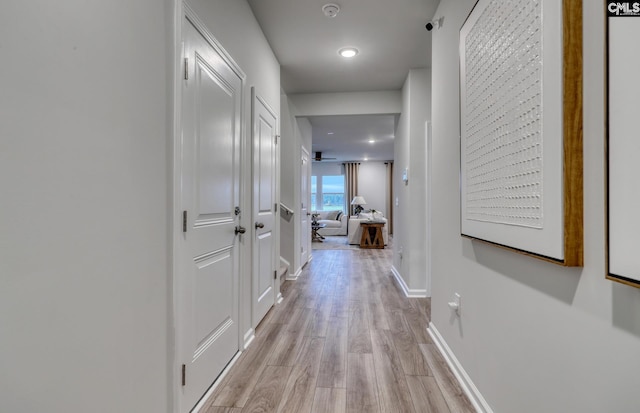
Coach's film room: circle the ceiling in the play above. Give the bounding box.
[248,0,439,161]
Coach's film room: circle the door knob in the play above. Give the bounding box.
[235,226,246,235]
[255,222,265,229]
[307,212,311,216]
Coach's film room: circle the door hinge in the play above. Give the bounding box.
[275,134,279,144]
[274,270,277,280]
[274,203,278,212]
[184,57,189,80]
[182,364,186,386]
[182,211,187,233]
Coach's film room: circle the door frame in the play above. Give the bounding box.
[171,3,248,412]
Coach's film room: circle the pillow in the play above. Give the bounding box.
[335,211,343,221]
[325,210,340,220]
[359,212,373,220]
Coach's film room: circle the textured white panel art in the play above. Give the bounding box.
[463,0,543,228]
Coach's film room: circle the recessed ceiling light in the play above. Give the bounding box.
[327,132,334,135]
[368,139,375,144]
[338,47,359,58]
[364,158,369,161]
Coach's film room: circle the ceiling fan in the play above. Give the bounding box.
[313,151,336,162]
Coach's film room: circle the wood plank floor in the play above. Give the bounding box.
[202,246,475,413]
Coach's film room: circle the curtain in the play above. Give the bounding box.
[385,161,394,235]
[344,162,360,215]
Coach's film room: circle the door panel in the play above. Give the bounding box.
[180,17,242,412]
[252,91,277,325]
[196,59,234,216]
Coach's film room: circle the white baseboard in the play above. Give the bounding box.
[279,256,290,270]
[286,267,302,281]
[191,350,242,413]
[243,328,255,350]
[390,266,428,298]
[428,323,493,413]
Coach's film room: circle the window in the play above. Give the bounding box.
[311,174,345,212]
[321,175,344,211]
[311,176,317,210]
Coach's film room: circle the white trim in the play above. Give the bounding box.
[428,323,493,413]
[191,350,243,413]
[279,256,290,271]
[170,1,183,413]
[276,292,284,304]
[390,266,427,298]
[184,3,246,82]
[286,267,302,281]
[243,328,256,350]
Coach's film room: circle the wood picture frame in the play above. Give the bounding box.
[605,1,640,288]
[459,0,583,266]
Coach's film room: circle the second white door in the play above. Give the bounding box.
[252,89,278,326]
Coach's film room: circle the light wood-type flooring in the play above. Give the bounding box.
[201,246,475,413]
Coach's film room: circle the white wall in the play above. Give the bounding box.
[358,162,389,217]
[280,94,312,277]
[0,1,171,412]
[431,1,640,412]
[312,162,343,177]
[392,69,431,295]
[289,91,401,117]
[0,1,281,412]
[280,92,297,273]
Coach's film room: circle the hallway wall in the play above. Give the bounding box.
[430,1,640,412]
[0,1,280,412]
[392,69,431,296]
[0,1,171,412]
[280,94,312,278]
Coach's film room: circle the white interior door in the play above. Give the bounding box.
[179,17,243,412]
[252,89,278,326]
[300,147,311,264]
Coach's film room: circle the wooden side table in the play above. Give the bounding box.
[359,222,385,249]
[311,222,326,242]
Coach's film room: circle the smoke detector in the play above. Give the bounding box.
[322,3,340,18]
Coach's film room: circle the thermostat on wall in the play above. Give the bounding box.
[402,167,409,184]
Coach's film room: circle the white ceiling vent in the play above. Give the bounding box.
[322,3,340,18]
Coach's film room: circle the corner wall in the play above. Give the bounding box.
[0,0,281,412]
[431,1,640,411]
[358,162,389,218]
[392,68,432,295]
[0,1,170,412]
[280,96,312,277]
